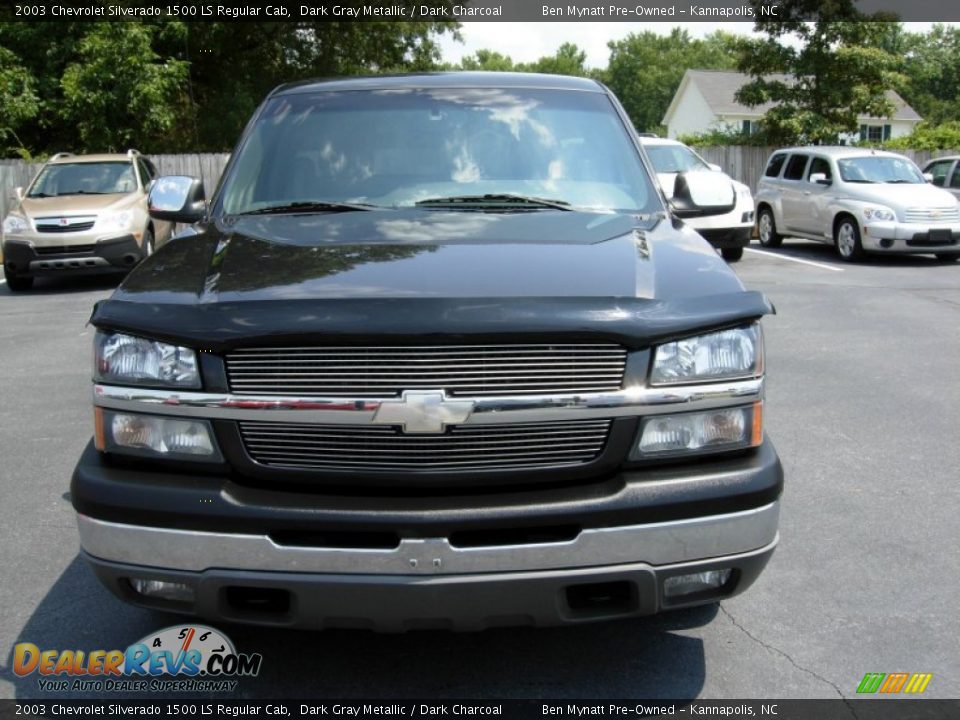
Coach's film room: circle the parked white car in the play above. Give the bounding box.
[755,147,960,262]
[639,137,754,262]
[922,155,960,201]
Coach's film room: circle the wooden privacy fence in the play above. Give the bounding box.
[1,148,957,222]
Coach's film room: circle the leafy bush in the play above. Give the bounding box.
[878,122,960,152]
[677,128,766,147]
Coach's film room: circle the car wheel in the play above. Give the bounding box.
[142,228,154,259]
[935,253,959,263]
[757,208,782,248]
[4,270,33,292]
[721,246,744,262]
[834,217,865,262]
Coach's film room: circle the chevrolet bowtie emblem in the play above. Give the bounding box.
[372,390,474,434]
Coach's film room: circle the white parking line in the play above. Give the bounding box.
[744,247,844,272]
[0,278,5,286]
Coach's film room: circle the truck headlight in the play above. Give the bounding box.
[862,206,896,222]
[2,214,30,234]
[651,324,761,385]
[97,210,134,232]
[95,408,222,462]
[94,331,200,388]
[631,403,762,459]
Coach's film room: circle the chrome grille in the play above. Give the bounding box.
[225,344,627,397]
[35,216,97,233]
[904,206,960,223]
[239,419,612,472]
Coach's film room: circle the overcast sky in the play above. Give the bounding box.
[436,22,949,68]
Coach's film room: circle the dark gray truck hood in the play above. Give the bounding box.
[91,209,772,351]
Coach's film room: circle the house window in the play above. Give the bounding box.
[860,124,892,142]
[741,120,759,135]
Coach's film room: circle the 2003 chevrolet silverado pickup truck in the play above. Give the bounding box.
[71,73,783,631]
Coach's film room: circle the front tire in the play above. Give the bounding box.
[757,208,782,248]
[721,246,744,262]
[4,270,33,292]
[834,216,865,262]
[142,228,155,259]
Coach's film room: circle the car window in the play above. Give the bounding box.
[218,88,659,215]
[783,154,809,181]
[764,153,787,178]
[950,163,960,189]
[838,156,924,184]
[926,160,953,187]
[807,157,832,182]
[644,144,710,174]
[137,158,156,187]
[28,162,137,197]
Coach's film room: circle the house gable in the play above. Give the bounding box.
[664,69,922,139]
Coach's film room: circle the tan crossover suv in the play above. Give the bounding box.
[2,150,173,291]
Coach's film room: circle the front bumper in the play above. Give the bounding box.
[862,221,960,253]
[84,541,776,632]
[2,235,142,277]
[72,438,782,629]
[695,226,752,250]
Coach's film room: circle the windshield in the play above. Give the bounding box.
[837,156,924,184]
[645,144,710,174]
[28,162,137,197]
[217,87,658,215]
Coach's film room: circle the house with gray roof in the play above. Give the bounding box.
[662,69,922,142]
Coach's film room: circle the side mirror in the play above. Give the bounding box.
[669,171,736,219]
[9,186,23,202]
[809,173,831,186]
[148,175,205,223]
[708,163,723,172]
[923,172,935,184]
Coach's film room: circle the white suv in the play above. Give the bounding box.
[755,147,960,262]
[639,137,754,262]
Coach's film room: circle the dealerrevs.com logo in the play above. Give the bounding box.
[14,625,262,693]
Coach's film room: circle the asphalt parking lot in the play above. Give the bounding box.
[0,240,957,701]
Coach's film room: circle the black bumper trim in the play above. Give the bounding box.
[84,542,775,631]
[2,235,141,276]
[71,438,783,537]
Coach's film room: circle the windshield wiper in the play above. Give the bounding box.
[885,179,914,184]
[415,193,573,211]
[237,200,378,216]
[844,179,876,184]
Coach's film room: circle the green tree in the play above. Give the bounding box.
[60,23,189,152]
[521,43,588,76]
[604,29,739,133]
[894,24,960,126]
[736,0,902,145]
[0,14,459,156]
[456,49,516,71]
[0,46,39,157]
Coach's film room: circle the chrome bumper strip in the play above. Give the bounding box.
[77,501,779,576]
[93,378,763,426]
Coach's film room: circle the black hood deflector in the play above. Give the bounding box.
[91,292,773,353]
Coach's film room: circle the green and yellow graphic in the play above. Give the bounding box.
[857,672,932,694]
